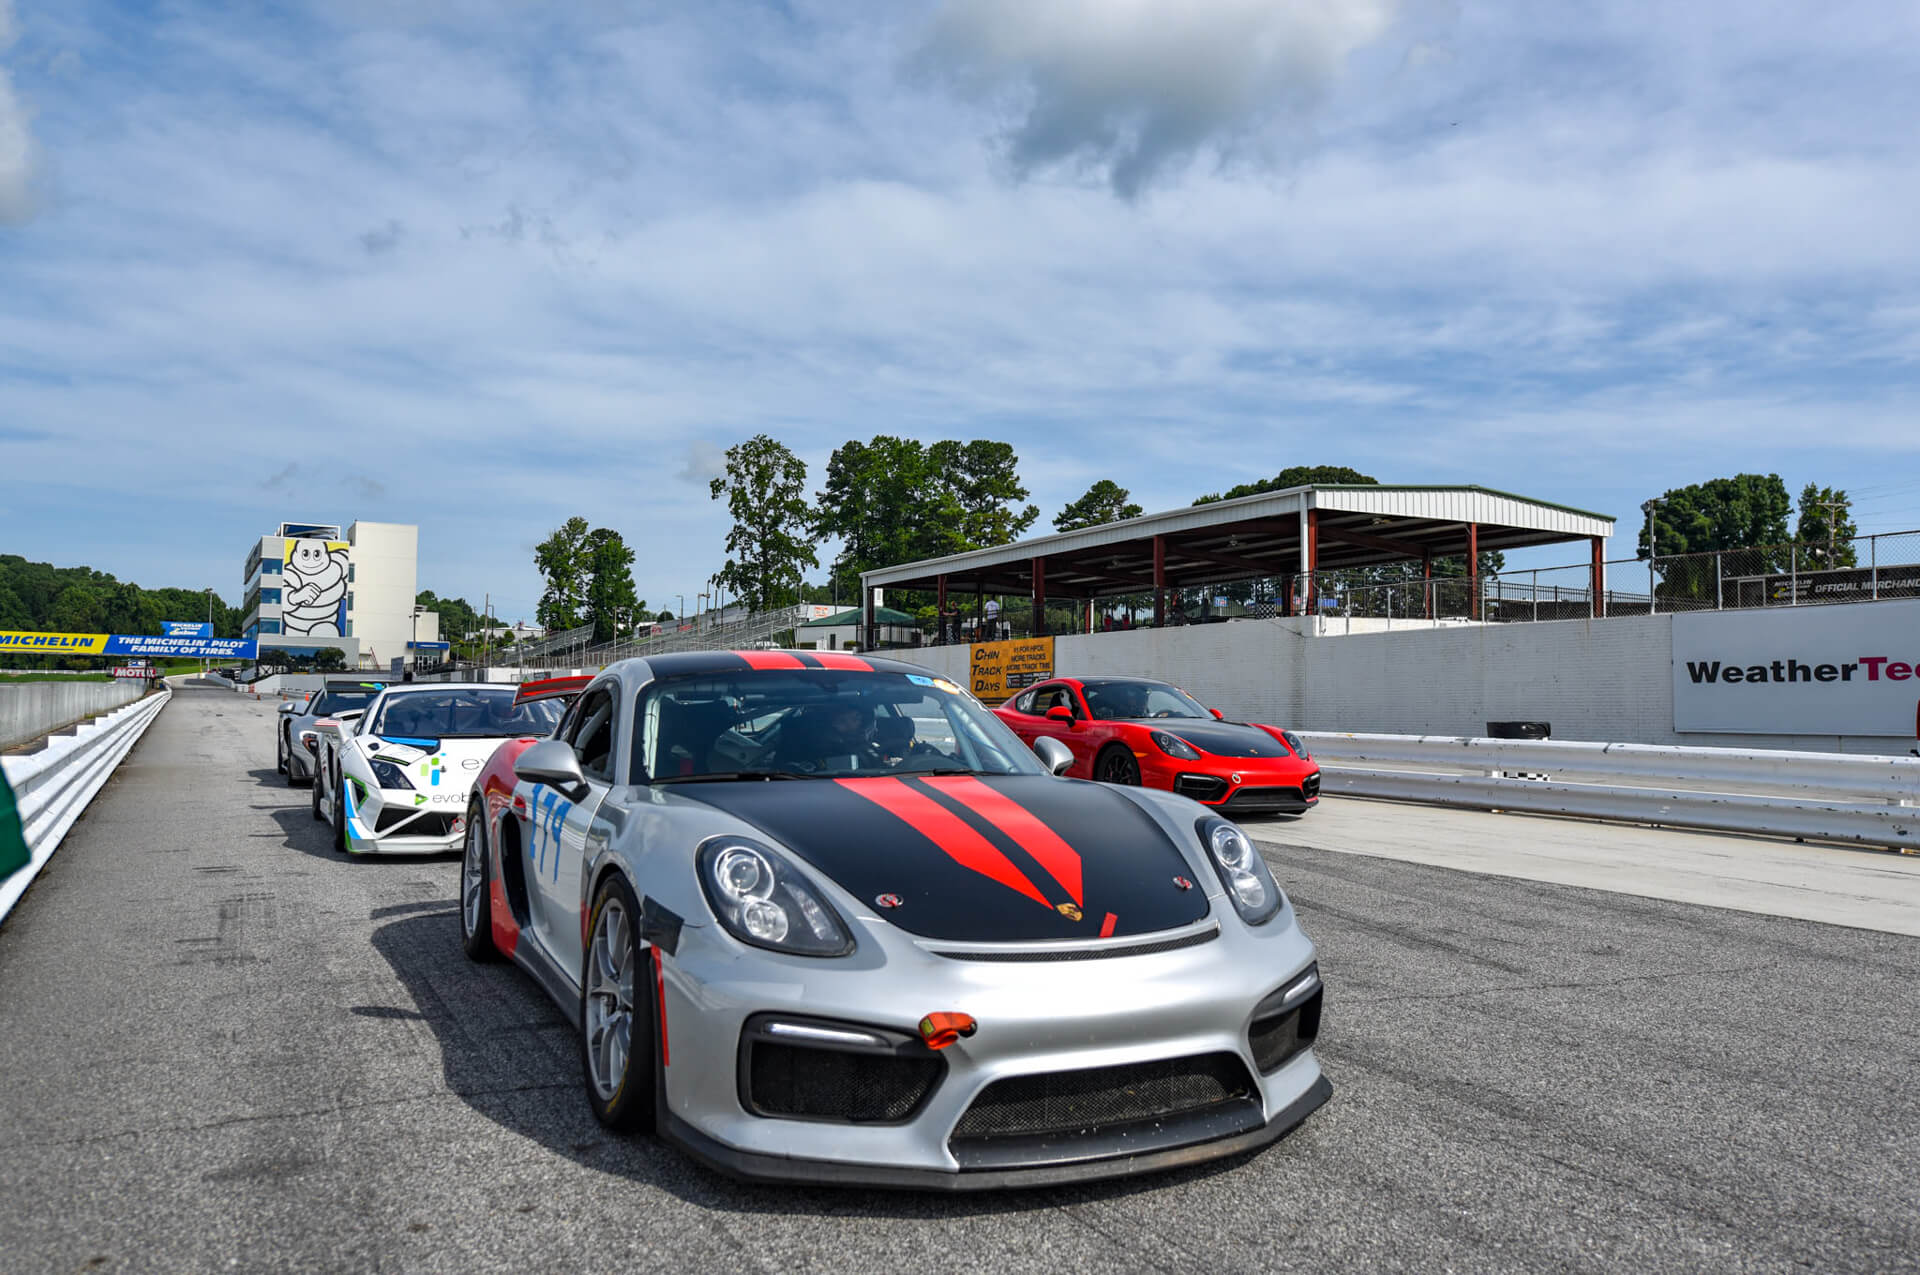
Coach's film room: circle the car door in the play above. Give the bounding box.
[1023,682,1098,773]
[524,685,615,979]
[998,688,1041,743]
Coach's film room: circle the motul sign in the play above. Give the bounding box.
[1672,599,1920,737]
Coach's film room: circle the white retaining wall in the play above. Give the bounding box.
[891,613,1910,754]
[0,679,150,751]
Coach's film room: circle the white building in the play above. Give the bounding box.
[242,520,439,672]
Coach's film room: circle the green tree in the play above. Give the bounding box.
[1795,484,1858,569]
[1638,475,1793,560]
[50,584,105,633]
[533,516,592,632]
[926,440,1039,553]
[710,434,820,612]
[655,609,675,623]
[814,436,938,598]
[1054,479,1143,532]
[584,528,642,642]
[313,647,347,671]
[1194,465,1378,505]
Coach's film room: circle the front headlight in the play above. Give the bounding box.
[697,837,855,957]
[1280,729,1310,760]
[1197,817,1284,926]
[370,760,414,790]
[1150,729,1201,760]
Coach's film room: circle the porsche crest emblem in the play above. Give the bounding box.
[1056,902,1083,921]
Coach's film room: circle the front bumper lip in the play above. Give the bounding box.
[661,1073,1330,1190]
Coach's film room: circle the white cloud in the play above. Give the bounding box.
[920,0,1398,196]
[0,0,35,223]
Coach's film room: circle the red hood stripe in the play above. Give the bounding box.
[834,778,1051,908]
[922,775,1083,906]
[810,652,873,670]
[735,650,807,669]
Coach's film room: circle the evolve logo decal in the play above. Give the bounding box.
[835,776,1098,923]
[528,788,573,883]
[418,757,445,786]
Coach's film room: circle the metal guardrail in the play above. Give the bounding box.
[1,688,171,925]
[1298,730,1920,850]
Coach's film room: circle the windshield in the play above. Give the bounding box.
[1081,679,1211,721]
[635,669,1046,782]
[368,687,562,740]
[309,686,382,716]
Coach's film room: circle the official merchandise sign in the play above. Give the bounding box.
[970,636,1054,703]
[1672,599,1920,736]
[0,630,258,660]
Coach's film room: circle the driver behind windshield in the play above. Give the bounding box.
[781,701,875,770]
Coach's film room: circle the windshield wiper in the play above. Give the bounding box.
[653,770,812,784]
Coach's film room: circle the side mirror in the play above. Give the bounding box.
[1045,705,1075,723]
[516,738,590,800]
[278,701,301,714]
[1210,708,1224,720]
[1032,736,1073,776]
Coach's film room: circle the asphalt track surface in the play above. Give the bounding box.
[3,684,1918,1274]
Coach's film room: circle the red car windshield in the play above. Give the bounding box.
[1080,680,1210,721]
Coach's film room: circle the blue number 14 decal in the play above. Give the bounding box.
[530,787,573,883]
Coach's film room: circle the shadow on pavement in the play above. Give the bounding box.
[365,909,1265,1218]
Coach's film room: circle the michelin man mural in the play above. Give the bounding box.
[281,539,350,637]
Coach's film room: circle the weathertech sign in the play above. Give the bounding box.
[1672,600,1920,737]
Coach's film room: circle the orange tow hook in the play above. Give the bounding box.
[917,1012,977,1051]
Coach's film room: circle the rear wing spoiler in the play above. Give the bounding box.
[512,674,594,706]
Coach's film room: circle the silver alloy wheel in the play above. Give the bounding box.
[460,813,485,939]
[584,899,635,1101]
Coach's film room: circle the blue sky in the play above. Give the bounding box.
[2,0,1917,623]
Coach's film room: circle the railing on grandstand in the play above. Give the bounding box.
[499,605,820,670]
[912,526,1920,642]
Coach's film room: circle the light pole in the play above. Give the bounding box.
[676,594,684,624]
[1642,497,1665,615]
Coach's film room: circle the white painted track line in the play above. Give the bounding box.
[1244,795,1920,938]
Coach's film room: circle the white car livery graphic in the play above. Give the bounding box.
[314,683,563,855]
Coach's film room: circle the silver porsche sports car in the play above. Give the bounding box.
[460,651,1328,1189]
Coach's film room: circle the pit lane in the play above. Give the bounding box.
[1,685,1916,1273]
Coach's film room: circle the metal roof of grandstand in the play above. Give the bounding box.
[860,484,1615,597]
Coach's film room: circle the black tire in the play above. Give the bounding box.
[276,727,288,776]
[460,799,500,962]
[580,873,659,1134]
[310,763,324,821]
[1095,744,1142,786]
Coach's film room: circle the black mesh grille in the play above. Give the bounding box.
[372,810,458,836]
[1174,774,1229,801]
[1250,989,1322,1074]
[746,1043,942,1124]
[951,1053,1254,1141]
[1304,772,1321,799]
[1222,786,1307,811]
[930,928,1217,962]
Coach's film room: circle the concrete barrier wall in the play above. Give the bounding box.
[0,680,149,751]
[889,613,1910,754]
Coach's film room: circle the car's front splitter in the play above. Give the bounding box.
[660,1073,1331,1190]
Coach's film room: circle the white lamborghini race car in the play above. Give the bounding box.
[312,682,564,855]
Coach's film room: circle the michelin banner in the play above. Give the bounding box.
[1672,599,1920,737]
[0,631,258,660]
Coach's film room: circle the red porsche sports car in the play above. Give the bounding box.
[993,676,1320,817]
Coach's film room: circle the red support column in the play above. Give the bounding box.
[1467,522,1480,619]
[1152,535,1167,627]
[1031,557,1048,637]
[1304,509,1320,616]
[1590,536,1606,618]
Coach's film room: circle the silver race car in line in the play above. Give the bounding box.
[276,677,388,786]
[459,651,1329,1188]
[312,682,563,855]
